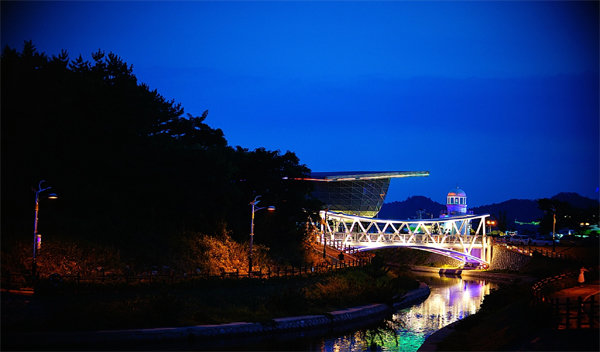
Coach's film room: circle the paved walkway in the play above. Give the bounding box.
[548,281,600,331]
[516,281,600,350]
[550,283,600,302]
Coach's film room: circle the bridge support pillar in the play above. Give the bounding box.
[481,236,491,263]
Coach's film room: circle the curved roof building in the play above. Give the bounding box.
[303,171,429,217]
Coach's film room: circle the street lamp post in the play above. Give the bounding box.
[248,196,275,276]
[32,180,57,280]
[486,220,496,235]
[322,208,328,259]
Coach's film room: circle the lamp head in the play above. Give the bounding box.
[267,206,276,212]
[250,195,261,205]
[47,193,58,200]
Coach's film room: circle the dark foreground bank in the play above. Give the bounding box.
[3,283,430,350]
[418,274,599,351]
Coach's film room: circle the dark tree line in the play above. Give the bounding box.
[2,42,319,267]
[537,198,598,236]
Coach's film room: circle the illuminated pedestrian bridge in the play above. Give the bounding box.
[319,211,492,264]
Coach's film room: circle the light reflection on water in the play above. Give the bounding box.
[317,274,497,352]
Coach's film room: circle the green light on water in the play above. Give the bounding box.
[366,330,425,352]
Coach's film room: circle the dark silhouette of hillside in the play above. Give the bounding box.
[378,196,445,219]
[551,192,599,210]
[380,193,598,233]
[471,199,543,223]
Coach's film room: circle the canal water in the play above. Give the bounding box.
[152,273,497,351]
[313,273,498,352]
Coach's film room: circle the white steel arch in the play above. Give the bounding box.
[319,211,492,264]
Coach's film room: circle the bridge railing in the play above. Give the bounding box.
[320,238,361,254]
[531,272,599,330]
[498,243,574,261]
[548,296,598,330]
[327,232,486,246]
[321,212,490,239]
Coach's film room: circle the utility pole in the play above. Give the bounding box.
[552,208,556,252]
[248,196,275,275]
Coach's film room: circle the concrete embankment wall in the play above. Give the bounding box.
[5,283,431,349]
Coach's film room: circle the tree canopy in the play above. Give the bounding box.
[2,42,318,267]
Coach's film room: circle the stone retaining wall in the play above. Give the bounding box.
[419,252,462,267]
[421,245,531,271]
[489,244,532,271]
[395,245,530,271]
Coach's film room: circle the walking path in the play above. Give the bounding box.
[550,283,600,301]
[516,276,600,350]
[548,281,600,330]
[517,281,599,351]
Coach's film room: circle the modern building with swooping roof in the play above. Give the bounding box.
[297,171,429,218]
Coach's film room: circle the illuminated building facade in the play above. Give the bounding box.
[306,171,429,218]
[446,187,467,215]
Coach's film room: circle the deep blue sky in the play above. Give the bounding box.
[3,1,598,206]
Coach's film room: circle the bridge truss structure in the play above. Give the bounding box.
[319,211,492,264]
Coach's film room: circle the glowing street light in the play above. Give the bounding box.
[486,219,497,234]
[32,180,58,279]
[248,196,275,275]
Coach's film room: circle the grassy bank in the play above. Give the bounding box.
[2,261,418,333]
[434,249,599,351]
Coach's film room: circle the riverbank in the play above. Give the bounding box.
[3,282,431,350]
[420,283,599,352]
[418,269,599,351]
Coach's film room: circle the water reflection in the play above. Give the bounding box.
[319,274,497,352]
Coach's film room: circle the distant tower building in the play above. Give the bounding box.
[446,187,467,215]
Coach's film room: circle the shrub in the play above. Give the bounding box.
[172,232,273,275]
[1,238,124,278]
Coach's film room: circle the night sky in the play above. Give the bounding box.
[2,1,598,206]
